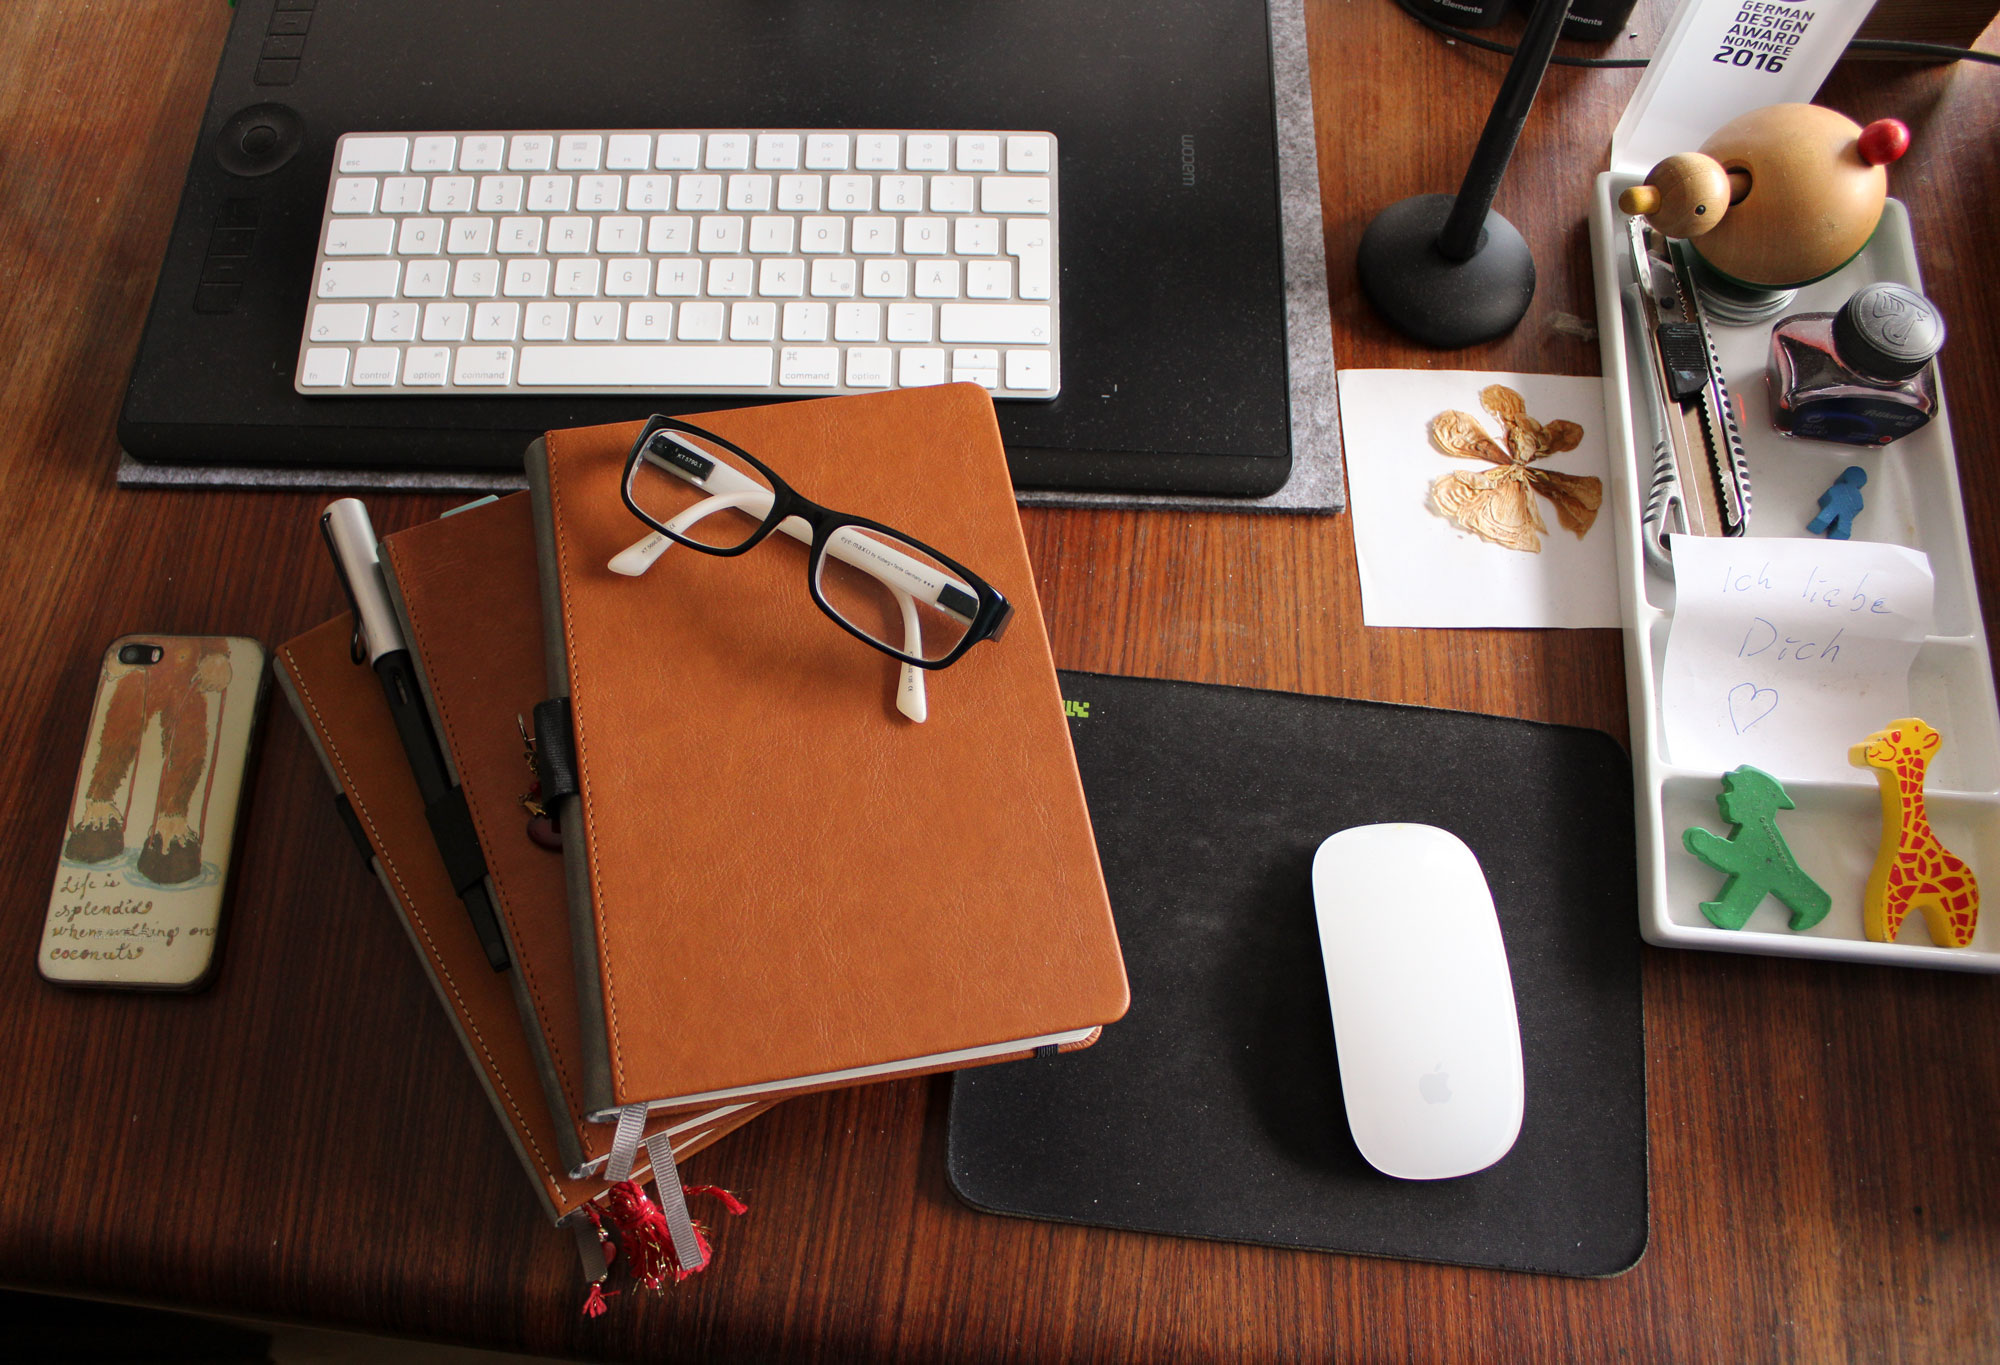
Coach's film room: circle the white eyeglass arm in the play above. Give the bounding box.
[610,487,930,723]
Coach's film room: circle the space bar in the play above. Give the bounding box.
[516,345,775,388]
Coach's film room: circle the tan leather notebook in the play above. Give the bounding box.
[376,493,659,1174]
[526,384,1130,1118]
[276,616,764,1222]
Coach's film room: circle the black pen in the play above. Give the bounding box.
[320,498,511,972]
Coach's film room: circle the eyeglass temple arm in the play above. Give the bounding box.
[610,489,931,723]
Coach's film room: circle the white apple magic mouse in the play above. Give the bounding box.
[1311,824,1524,1180]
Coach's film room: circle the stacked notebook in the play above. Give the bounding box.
[278,382,1129,1235]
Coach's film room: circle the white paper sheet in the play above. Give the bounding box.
[1337,370,1619,629]
[1662,536,1935,782]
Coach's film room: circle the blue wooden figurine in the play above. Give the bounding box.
[1807,466,1867,539]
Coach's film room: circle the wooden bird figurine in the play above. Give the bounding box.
[1618,104,1910,290]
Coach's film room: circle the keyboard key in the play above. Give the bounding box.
[906,135,951,170]
[929,177,974,213]
[810,260,857,298]
[1005,349,1052,392]
[577,175,622,211]
[913,261,960,298]
[331,177,377,214]
[805,134,849,170]
[655,134,701,169]
[607,133,653,169]
[557,135,602,170]
[730,302,778,341]
[698,216,745,254]
[939,303,1052,343]
[352,346,401,385]
[604,258,650,296]
[503,259,552,297]
[411,137,457,172]
[453,346,515,385]
[904,218,949,255]
[956,136,1000,172]
[862,260,909,298]
[403,347,451,385]
[846,347,893,387]
[428,177,474,213]
[676,175,722,212]
[748,216,796,254]
[317,260,400,298]
[547,216,593,253]
[981,177,1050,214]
[781,302,829,341]
[828,175,872,212]
[527,175,573,212]
[339,136,408,173]
[507,135,553,171]
[472,301,520,340]
[706,134,751,169]
[421,302,469,341]
[955,217,1000,255]
[626,303,673,340]
[1006,218,1053,299]
[403,260,448,298]
[447,217,494,254]
[523,302,569,340]
[496,216,544,254]
[887,303,933,342]
[779,347,840,386]
[459,137,505,171]
[518,345,774,388]
[855,134,899,170]
[628,175,673,211]
[477,176,524,212]
[324,219,394,255]
[833,302,880,342]
[756,134,801,170]
[728,174,773,212]
[574,302,621,340]
[308,303,369,343]
[452,259,499,297]
[967,261,1013,298]
[900,348,947,386]
[381,177,428,214]
[758,259,805,297]
[371,303,417,341]
[1005,135,1051,172]
[300,346,350,386]
[799,217,847,254]
[678,301,726,340]
[397,218,443,254]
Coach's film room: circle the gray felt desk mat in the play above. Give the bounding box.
[117,0,1340,514]
[947,672,1649,1278]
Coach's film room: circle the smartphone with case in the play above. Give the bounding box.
[40,635,267,991]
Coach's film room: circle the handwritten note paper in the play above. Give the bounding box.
[1663,536,1934,781]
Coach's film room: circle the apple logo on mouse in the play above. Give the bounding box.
[1419,1065,1452,1105]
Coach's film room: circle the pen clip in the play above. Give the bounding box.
[320,509,369,664]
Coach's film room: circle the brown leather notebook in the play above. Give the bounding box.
[526,385,1130,1118]
[375,493,726,1174]
[276,616,764,1222]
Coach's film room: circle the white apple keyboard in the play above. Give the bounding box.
[1311,824,1524,1181]
[295,129,1060,399]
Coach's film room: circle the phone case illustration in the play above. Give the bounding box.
[43,636,266,989]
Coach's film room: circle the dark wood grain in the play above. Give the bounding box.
[2,2,1996,1360]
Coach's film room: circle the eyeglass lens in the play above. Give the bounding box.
[629,428,776,551]
[814,526,979,664]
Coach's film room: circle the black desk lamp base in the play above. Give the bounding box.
[1357,193,1536,348]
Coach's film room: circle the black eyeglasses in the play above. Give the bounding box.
[612,415,1014,676]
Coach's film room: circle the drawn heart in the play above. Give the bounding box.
[1728,683,1780,733]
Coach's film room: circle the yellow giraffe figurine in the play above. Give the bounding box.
[1850,718,1980,947]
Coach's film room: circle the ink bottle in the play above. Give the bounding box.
[1767,282,1944,446]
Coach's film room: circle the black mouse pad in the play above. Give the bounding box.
[947,673,1648,1278]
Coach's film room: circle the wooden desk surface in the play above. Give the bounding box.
[4,2,1997,1359]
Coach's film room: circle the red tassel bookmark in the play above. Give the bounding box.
[577,1179,748,1313]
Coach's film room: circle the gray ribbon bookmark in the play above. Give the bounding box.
[605,1102,704,1274]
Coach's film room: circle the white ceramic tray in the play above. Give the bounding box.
[1589,180,2000,971]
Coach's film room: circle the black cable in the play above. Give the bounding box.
[1388,0,2000,69]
